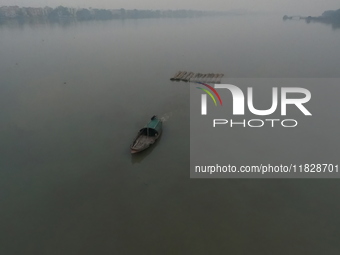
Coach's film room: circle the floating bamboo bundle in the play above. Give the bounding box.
[182,72,194,82]
[170,71,225,83]
[175,71,187,81]
[189,73,200,82]
[170,71,183,81]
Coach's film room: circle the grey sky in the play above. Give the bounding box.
[0,0,339,15]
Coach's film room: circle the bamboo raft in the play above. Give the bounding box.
[170,71,224,83]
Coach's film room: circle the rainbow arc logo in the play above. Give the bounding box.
[196,82,223,106]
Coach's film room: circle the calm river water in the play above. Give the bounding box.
[0,15,340,254]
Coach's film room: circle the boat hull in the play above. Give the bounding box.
[130,132,161,154]
[130,116,162,154]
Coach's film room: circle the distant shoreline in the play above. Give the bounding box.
[283,8,340,29]
[0,5,238,23]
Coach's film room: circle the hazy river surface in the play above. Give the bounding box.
[1,15,340,254]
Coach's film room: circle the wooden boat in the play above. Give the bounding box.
[130,115,162,154]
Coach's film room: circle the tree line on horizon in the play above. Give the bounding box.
[283,8,340,28]
[0,5,230,22]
